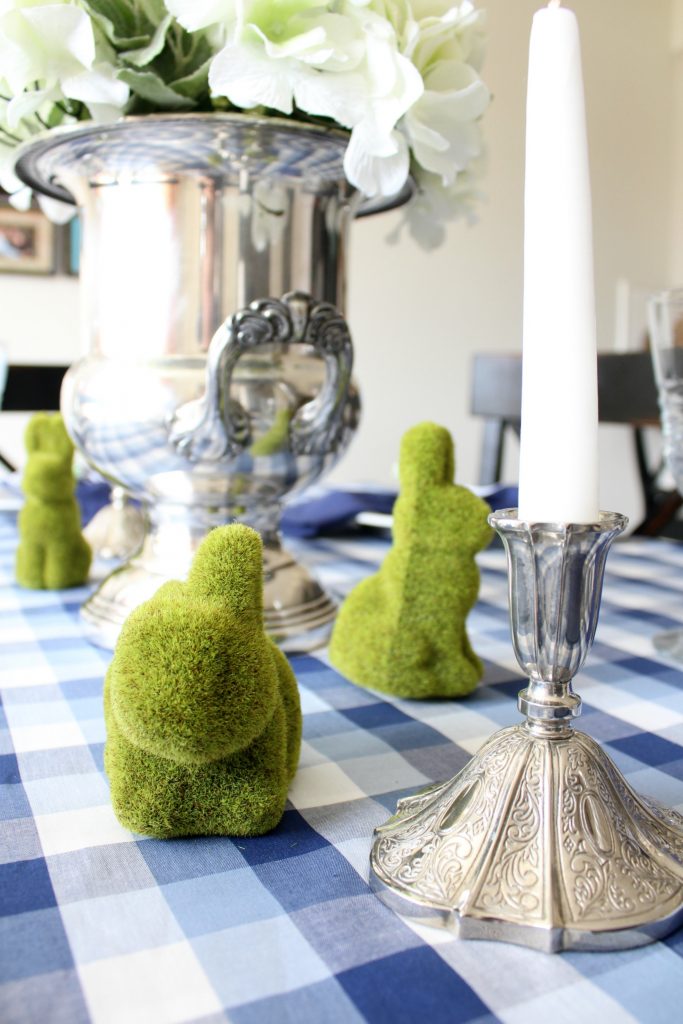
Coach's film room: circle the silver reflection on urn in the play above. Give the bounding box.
[16,114,407,649]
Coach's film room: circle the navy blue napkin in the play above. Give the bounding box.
[73,481,519,538]
[280,484,519,538]
[76,480,112,526]
[281,489,397,538]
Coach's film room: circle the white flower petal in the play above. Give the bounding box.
[407,96,484,179]
[389,162,484,249]
[423,59,490,121]
[363,47,423,135]
[254,13,365,71]
[405,61,489,181]
[61,65,129,110]
[209,42,296,113]
[409,5,487,74]
[6,86,59,129]
[293,70,368,128]
[0,146,29,204]
[38,192,75,224]
[255,24,328,61]
[163,0,235,33]
[343,125,409,197]
[406,115,449,153]
[0,7,97,92]
[8,184,33,211]
[83,102,126,124]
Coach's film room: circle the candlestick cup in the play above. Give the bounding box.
[370,510,683,953]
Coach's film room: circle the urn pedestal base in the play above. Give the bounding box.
[82,510,336,652]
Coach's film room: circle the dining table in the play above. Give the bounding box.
[2,504,683,1024]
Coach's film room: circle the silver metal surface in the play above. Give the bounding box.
[83,486,146,562]
[15,115,401,649]
[371,510,683,952]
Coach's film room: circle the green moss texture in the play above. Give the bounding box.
[249,408,291,456]
[104,524,302,838]
[15,413,91,589]
[329,422,493,699]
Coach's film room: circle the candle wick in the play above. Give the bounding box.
[548,0,561,7]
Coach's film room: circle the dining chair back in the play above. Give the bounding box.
[0,363,68,470]
[470,351,680,536]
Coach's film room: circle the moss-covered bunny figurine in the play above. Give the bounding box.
[16,412,91,589]
[104,524,302,837]
[329,422,493,699]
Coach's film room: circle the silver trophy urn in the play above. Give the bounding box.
[15,114,409,649]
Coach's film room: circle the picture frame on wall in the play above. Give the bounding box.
[0,203,56,275]
[54,215,80,276]
[67,217,80,276]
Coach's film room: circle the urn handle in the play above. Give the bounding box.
[169,291,353,462]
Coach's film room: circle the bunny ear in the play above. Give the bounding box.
[187,524,264,615]
[24,412,51,453]
[399,422,455,493]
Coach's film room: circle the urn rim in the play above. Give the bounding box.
[13,111,414,218]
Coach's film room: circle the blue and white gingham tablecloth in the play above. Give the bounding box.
[2,512,683,1023]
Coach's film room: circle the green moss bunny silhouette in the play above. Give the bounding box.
[16,412,91,589]
[104,524,302,837]
[329,422,493,699]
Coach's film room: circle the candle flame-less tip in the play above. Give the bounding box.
[548,0,561,8]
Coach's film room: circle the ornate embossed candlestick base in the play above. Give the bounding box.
[370,510,683,952]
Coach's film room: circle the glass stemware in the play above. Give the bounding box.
[647,288,683,660]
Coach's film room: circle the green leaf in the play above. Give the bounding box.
[121,14,174,68]
[169,57,212,100]
[85,13,150,50]
[136,0,169,24]
[80,1,172,49]
[79,1,139,44]
[117,68,197,110]
[46,105,68,129]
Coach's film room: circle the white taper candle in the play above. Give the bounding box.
[517,2,600,523]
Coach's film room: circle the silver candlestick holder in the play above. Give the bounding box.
[370,510,683,953]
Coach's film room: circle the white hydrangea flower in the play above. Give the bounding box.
[169,0,488,215]
[0,80,74,217]
[344,122,410,198]
[0,135,31,207]
[0,2,129,128]
[207,1,368,113]
[0,0,489,244]
[405,0,486,68]
[403,59,488,183]
[378,1,490,237]
[389,156,485,248]
[208,1,422,198]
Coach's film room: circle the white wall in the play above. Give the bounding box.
[334,0,675,530]
[0,274,80,468]
[671,0,683,282]
[0,0,677,528]
[0,274,80,363]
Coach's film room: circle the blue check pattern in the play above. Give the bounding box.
[2,512,683,1024]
